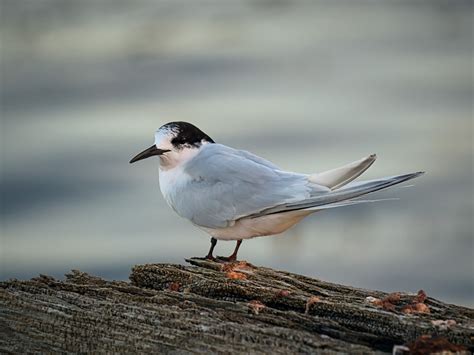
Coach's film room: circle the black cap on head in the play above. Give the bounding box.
[161,121,215,148]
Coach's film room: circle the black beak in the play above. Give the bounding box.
[129,145,170,164]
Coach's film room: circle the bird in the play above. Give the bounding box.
[130,121,423,262]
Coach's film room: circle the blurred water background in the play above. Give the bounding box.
[1,0,472,306]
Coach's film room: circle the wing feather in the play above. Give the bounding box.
[249,172,424,218]
[308,154,376,190]
[168,144,329,228]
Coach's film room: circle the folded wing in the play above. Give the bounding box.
[171,144,329,229]
[171,144,423,228]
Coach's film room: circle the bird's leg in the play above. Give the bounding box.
[204,237,217,260]
[217,240,242,262]
[229,240,243,261]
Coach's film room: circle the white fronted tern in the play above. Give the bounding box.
[130,121,424,261]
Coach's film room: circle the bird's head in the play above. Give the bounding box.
[130,121,214,169]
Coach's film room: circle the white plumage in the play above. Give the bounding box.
[131,121,423,260]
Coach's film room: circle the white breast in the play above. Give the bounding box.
[159,165,188,212]
[158,146,202,209]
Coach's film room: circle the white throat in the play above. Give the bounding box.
[158,144,206,211]
[158,145,203,171]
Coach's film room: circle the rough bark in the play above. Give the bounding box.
[1,258,472,354]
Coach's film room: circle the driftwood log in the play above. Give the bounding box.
[1,258,473,354]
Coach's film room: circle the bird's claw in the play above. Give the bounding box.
[215,255,238,263]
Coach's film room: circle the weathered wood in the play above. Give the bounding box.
[1,259,472,354]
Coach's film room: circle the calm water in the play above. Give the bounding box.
[1,1,473,306]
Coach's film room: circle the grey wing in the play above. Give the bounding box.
[169,144,329,228]
[236,149,281,170]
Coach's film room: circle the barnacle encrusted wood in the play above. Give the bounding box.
[1,259,473,353]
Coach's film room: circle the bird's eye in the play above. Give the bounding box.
[171,137,186,146]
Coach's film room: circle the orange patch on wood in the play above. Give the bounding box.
[414,303,430,313]
[367,290,430,314]
[222,261,253,272]
[305,296,320,314]
[365,296,383,307]
[401,303,430,314]
[401,289,430,314]
[384,292,401,304]
[226,271,247,280]
[248,300,265,315]
[276,290,290,297]
[413,289,427,304]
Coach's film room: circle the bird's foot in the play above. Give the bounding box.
[215,255,238,263]
[193,255,216,261]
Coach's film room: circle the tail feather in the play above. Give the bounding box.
[309,154,377,190]
[250,171,424,218]
[307,197,400,211]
